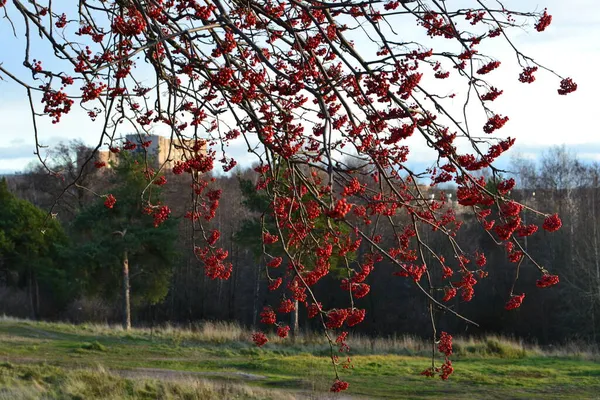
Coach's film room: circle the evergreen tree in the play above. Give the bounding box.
[0,178,72,318]
[71,154,178,329]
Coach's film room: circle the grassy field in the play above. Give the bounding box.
[0,318,598,399]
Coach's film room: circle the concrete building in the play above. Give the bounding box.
[97,134,205,169]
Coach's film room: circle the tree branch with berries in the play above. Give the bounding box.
[0,0,575,392]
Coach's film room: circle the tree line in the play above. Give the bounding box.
[1,142,598,345]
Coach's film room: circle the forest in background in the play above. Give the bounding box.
[1,142,599,346]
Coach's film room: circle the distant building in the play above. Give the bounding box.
[95,148,118,167]
[97,134,205,169]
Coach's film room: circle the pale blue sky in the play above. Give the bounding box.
[0,0,599,174]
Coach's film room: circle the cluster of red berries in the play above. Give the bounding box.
[543,214,562,232]
[123,141,137,151]
[276,325,290,338]
[422,332,455,380]
[477,61,501,75]
[481,87,503,102]
[517,224,538,237]
[41,88,74,124]
[483,114,509,134]
[341,281,370,299]
[558,78,577,95]
[104,194,116,209]
[55,14,67,28]
[307,303,322,318]
[536,274,560,288]
[195,247,232,280]
[325,309,349,329]
[519,66,538,83]
[112,7,147,36]
[327,199,352,219]
[535,10,553,32]
[394,264,427,282]
[267,257,283,268]
[505,293,526,310]
[268,277,282,291]
[442,287,457,302]
[81,82,107,103]
[342,178,364,196]
[252,332,268,347]
[438,332,453,356]
[259,307,276,325]
[206,230,220,246]
[347,309,366,327]
[153,176,167,186]
[330,380,349,392]
[262,232,279,244]
[278,299,295,314]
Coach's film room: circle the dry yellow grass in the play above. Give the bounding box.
[1,315,598,359]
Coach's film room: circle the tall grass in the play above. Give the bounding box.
[1,315,598,360]
[0,362,300,400]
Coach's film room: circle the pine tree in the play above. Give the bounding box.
[71,154,178,329]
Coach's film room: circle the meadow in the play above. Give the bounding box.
[0,317,599,399]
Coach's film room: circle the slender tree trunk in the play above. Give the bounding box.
[123,250,131,330]
[28,269,36,320]
[291,300,299,337]
[34,275,40,319]
[252,258,261,329]
[217,280,223,319]
[228,241,237,320]
[200,272,207,319]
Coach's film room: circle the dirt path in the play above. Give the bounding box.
[117,367,266,381]
[18,325,63,339]
[1,354,360,399]
[117,367,359,399]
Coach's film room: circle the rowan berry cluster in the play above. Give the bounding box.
[260,307,277,325]
[104,194,116,209]
[543,214,562,232]
[536,274,560,288]
[535,10,553,32]
[477,61,501,75]
[330,380,349,392]
[519,67,538,83]
[505,294,526,310]
[483,114,509,134]
[41,87,74,124]
[327,199,352,219]
[277,325,290,338]
[558,78,578,95]
[423,332,455,380]
[149,206,171,228]
[252,332,268,347]
[112,7,147,36]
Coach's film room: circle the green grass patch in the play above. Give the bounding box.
[0,319,598,399]
[78,341,108,352]
[0,363,296,400]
